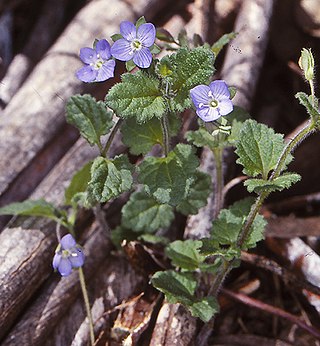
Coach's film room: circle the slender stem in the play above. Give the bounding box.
[161,113,170,156]
[78,267,95,346]
[212,147,224,218]
[198,118,318,345]
[101,118,123,157]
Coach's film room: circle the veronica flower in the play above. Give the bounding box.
[190,80,233,122]
[111,20,156,68]
[53,234,85,277]
[76,39,115,83]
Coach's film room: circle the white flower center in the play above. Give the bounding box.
[209,99,219,108]
[130,39,142,54]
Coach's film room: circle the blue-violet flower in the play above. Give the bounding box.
[111,20,156,68]
[76,39,115,83]
[190,80,233,122]
[53,234,85,277]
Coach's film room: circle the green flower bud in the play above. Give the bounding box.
[298,48,315,82]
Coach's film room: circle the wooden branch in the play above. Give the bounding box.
[0,0,70,106]
[222,288,320,339]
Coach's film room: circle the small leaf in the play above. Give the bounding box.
[151,270,196,305]
[156,28,176,43]
[66,94,114,147]
[176,171,211,215]
[186,127,219,150]
[105,70,166,123]
[149,43,161,54]
[0,199,60,221]
[121,191,174,233]
[111,33,123,42]
[87,155,133,203]
[211,32,237,56]
[226,106,250,145]
[178,29,189,48]
[189,296,219,322]
[158,47,215,112]
[244,173,301,193]
[125,59,136,72]
[295,92,319,120]
[138,144,198,205]
[211,198,266,249]
[135,16,146,28]
[235,119,290,179]
[65,161,92,205]
[166,239,206,270]
[121,117,163,155]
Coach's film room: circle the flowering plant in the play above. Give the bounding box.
[1,16,319,345]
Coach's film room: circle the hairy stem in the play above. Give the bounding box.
[161,113,170,156]
[79,267,95,346]
[212,147,224,218]
[101,118,123,157]
[198,119,317,345]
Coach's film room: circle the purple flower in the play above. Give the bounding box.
[190,80,233,122]
[76,39,116,83]
[53,234,85,277]
[111,21,156,68]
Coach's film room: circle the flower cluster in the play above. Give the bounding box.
[76,19,156,83]
[190,80,233,122]
[53,234,85,277]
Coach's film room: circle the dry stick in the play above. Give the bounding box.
[0,0,70,107]
[195,0,275,344]
[221,288,320,339]
[241,251,320,296]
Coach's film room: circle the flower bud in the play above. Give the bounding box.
[298,48,315,82]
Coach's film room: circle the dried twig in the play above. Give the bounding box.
[221,288,320,339]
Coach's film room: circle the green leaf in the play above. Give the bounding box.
[244,173,301,193]
[0,199,60,221]
[135,16,146,28]
[166,240,206,270]
[211,32,237,57]
[111,33,122,42]
[235,119,289,179]
[156,28,176,43]
[178,29,189,48]
[66,94,114,148]
[211,198,266,249]
[151,270,196,305]
[149,43,161,55]
[105,70,166,123]
[121,191,174,233]
[295,92,319,120]
[176,171,211,215]
[121,117,163,155]
[226,106,251,145]
[158,47,215,112]
[189,296,219,322]
[125,59,136,72]
[65,161,92,205]
[87,155,133,203]
[186,127,219,150]
[138,234,169,245]
[138,144,199,205]
[200,239,240,261]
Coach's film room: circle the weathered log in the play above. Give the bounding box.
[2,223,112,346]
[0,0,70,106]
[0,0,172,211]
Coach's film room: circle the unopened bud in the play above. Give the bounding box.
[298,48,315,81]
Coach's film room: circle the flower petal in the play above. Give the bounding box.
[76,65,97,83]
[218,99,233,116]
[69,248,85,268]
[120,21,136,41]
[95,60,116,82]
[60,234,76,250]
[58,258,73,276]
[111,39,133,61]
[137,23,156,47]
[52,253,61,270]
[79,47,97,64]
[198,107,221,122]
[96,39,111,60]
[209,80,230,100]
[190,85,210,108]
[133,47,152,68]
